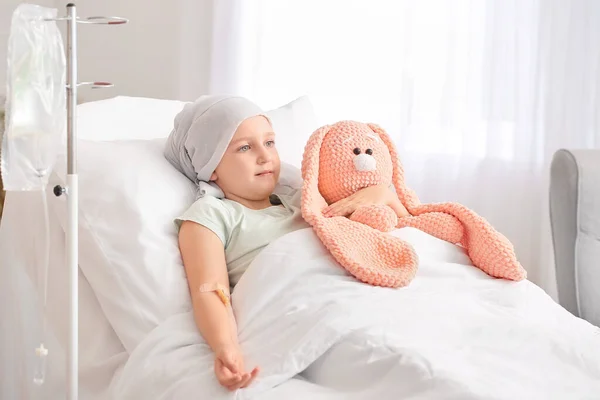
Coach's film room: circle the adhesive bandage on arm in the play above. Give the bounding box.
[196,283,239,344]
[197,283,231,307]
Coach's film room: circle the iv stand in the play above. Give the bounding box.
[45,4,128,400]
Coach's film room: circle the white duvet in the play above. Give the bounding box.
[113,227,600,400]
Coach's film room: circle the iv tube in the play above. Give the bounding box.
[33,183,51,386]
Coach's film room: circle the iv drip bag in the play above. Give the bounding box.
[1,3,66,191]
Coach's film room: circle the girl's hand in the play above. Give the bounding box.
[214,343,260,391]
[323,184,410,218]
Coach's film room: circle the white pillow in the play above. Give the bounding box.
[48,139,195,352]
[76,96,188,141]
[48,97,318,352]
[264,96,320,168]
[76,95,320,165]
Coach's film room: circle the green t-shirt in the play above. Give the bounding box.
[175,190,310,287]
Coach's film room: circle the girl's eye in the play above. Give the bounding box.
[238,145,250,152]
[266,140,275,147]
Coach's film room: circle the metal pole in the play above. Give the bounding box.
[67,3,77,176]
[65,3,78,400]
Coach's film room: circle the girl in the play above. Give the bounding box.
[164,95,410,392]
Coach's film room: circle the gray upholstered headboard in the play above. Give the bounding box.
[549,149,600,327]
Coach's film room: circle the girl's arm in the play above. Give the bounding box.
[387,194,411,219]
[179,221,259,390]
[178,220,236,351]
[322,184,410,218]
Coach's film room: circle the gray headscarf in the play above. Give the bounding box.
[164,95,267,198]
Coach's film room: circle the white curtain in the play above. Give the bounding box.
[207,0,600,299]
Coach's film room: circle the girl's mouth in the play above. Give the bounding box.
[256,170,273,176]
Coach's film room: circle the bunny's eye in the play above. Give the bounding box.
[353,148,361,155]
[365,148,373,155]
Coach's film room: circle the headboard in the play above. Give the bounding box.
[549,149,600,328]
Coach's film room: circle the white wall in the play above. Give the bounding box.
[1,0,214,103]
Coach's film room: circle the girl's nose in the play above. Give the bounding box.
[257,147,272,164]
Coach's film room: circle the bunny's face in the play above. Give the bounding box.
[317,121,393,204]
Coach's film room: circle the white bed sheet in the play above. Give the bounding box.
[114,227,600,400]
[254,376,351,399]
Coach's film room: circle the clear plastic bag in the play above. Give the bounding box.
[1,3,66,389]
[1,3,66,191]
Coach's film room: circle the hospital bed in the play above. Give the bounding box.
[2,95,600,400]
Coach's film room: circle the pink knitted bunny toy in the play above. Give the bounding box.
[301,120,527,288]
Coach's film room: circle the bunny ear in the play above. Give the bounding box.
[301,124,332,225]
[367,123,421,211]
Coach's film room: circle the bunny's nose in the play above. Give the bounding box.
[353,153,377,172]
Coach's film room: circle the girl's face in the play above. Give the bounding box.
[211,115,281,203]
